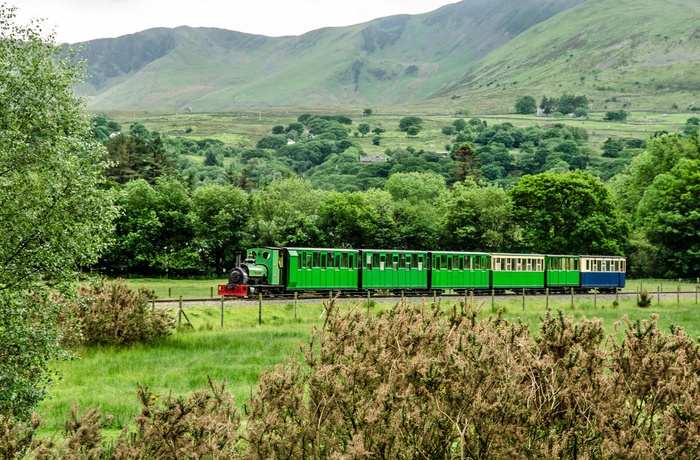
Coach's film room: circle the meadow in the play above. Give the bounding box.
[38,280,700,436]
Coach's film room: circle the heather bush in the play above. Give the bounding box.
[60,278,171,346]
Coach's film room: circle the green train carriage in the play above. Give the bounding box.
[429,251,491,292]
[360,249,429,293]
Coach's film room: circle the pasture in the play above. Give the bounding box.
[38,279,700,436]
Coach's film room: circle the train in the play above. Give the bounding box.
[218,247,626,298]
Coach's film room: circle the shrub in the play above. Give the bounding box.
[60,278,171,346]
[638,289,653,308]
[0,414,40,459]
[246,299,700,458]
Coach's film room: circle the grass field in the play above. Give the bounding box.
[38,279,700,436]
[103,108,694,157]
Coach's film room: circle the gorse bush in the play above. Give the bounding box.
[59,278,171,346]
[247,300,700,459]
[14,300,700,458]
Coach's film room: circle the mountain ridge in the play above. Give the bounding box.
[74,0,700,113]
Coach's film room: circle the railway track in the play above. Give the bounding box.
[154,289,699,307]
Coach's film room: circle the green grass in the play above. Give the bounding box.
[38,288,700,435]
[120,277,228,300]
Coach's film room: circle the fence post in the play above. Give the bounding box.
[491,289,495,313]
[169,287,172,298]
[258,293,262,325]
[594,288,597,308]
[522,288,525,311]
[220,296,224,328]
[571,287,574,308]
[294,291,298,320]
[152,298,155,311]
[546,287,549,309]
[657,285,660,306]
[211,286,214,298]
[178,296,183,327]
[678,282,681,305]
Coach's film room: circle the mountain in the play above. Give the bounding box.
[75,0,586,110]
[430,0,700,113]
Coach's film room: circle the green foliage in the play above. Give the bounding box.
[452,118,467,132]
[0,5,117,420]
[442,182,520,251]
[398,116,423,132]
[256,134,287,150]
[357,122,370,136]
[515,95,537,114]
[510,171,627,254]
[637,159,700,277]
[604,110,629,121]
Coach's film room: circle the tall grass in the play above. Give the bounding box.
[39,293,700,435]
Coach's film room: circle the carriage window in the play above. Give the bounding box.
[412,255,419,269]
[405,255,411,270]
[321,254,326,269]
[447,257,453,271]
[441,254,448,268]
[393,254,399,271]
[536,259,542,271]
[434,256,441,271]
[313,252,320,268]
[574,259,579,271]
[506,258,512,271]
[459,257,464,271]
[306,253,313,269]
[380,255,386,270]
[527,259,533,271]
[342,253,348,268]
[399,254,405,269]
[328,253,334,268]
[349,255,355,269]
[366,253,372,270]
[516,258,522,271]
[373,253,380,268]
[475,257,480,270]
[336,254,341,268]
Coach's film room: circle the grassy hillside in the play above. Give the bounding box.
[78,0,585,111]
[429,0,700,113]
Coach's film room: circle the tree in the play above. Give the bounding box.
[515,95,537,114]
[510,171,627,255]
[0,5,117,420]
[363,108,373,117]
[191,185,250,275]
[249,178,324,248]
[406,125,421,137]
[256,135,287,150]
[452,143,481,183]
[452,118,467,132]
[442,125,457,136]
[442,183,520,251]
[398,116,422,132]
[357,123,370,137]
[637,159,700,277]
[604,110,628,121]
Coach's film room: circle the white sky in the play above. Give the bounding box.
[12,0,460,44]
